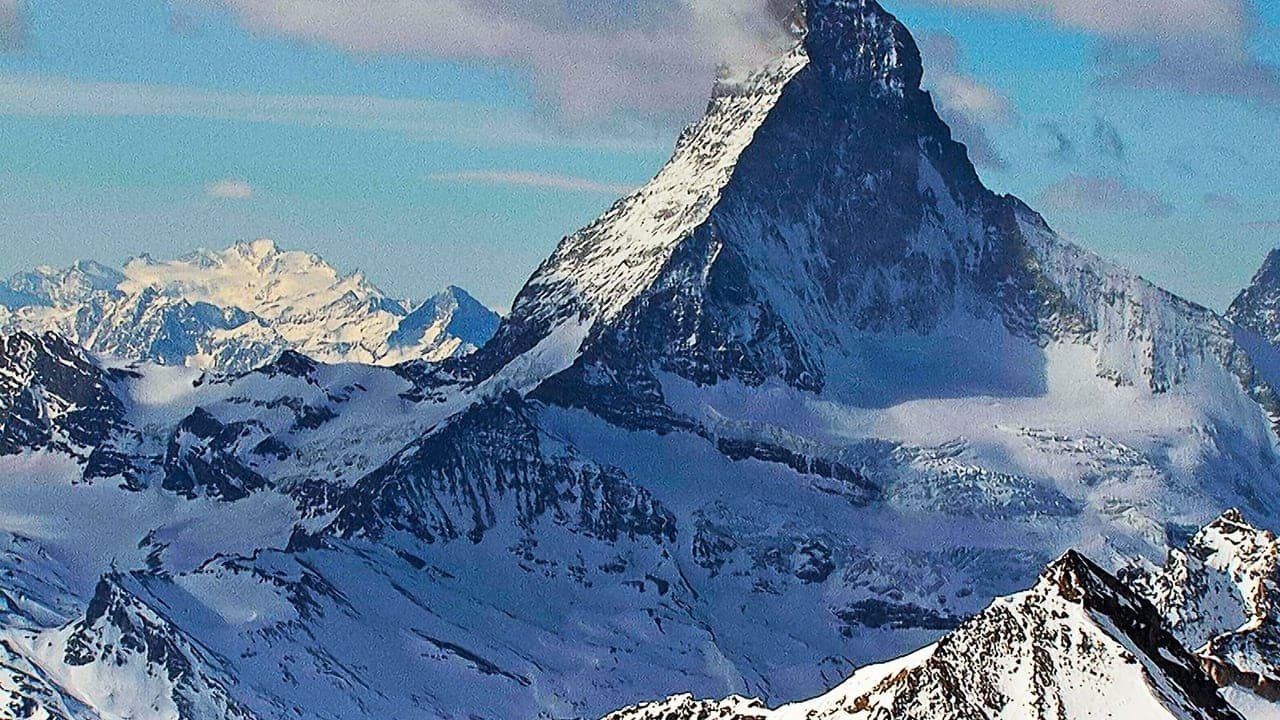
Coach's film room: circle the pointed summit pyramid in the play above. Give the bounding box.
[803,0,923,96]
[470,0,1276,421]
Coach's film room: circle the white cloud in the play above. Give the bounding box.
[428,170,635,195]
[206,179,254,200]
[209,0,794,121]
[932,75,1015,125]
[917,32,1017,169]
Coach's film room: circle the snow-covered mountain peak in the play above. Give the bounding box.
[1192,510,1277,565]
[1139,510,1280,643]
[0,261,123,310]
[604,547,1244,720]
[1130,509,1280,707]
[44,571,260,720]
[474,0,981,391]
[1036,549,1119,602]
[0,242,500,372]
[473,0,1273,413]
[803,0,923,97]
[118,239,384,314]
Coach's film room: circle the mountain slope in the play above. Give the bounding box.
[1229,250,1280,348]
[602,551,1243,720]
[25,572,259,720]
[1,1,1280,719]
[0,241,500,373]
[1135,510,1280,704]
[0,331,137,481]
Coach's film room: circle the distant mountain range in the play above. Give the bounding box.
[3,1,1280,719]
[0,239,500,373]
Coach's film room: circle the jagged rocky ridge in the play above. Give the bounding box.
[0,332,137,481]
[328,393,677,545]
[0,240,500,373]
[1,0,1280,718]
[1132,510,1280,704]
[603,549,1245,720]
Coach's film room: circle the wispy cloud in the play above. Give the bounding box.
[0,73,670,152]
[212,0,795,121]
[1242,220,1280,233]
[206,179,254,200]
[0,0,25,51]
[906,0,1280,103]
[1092,117,1126,161]
[1203,192,1241,211]
[428,170,635,195]
[1039,121,1076,161]
[1040,174,1174,217]
[917,31,1017,170]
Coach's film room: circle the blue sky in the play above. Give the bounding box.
[0,0,1277,311]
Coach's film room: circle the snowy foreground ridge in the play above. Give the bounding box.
[604,513,1279,720]
[7,0,1280,718]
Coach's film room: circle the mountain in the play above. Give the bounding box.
[29,572,259,720]
[603,551,1243,720]
[1133,510,1280,707]
[471,0,1275,418]
[383,285,501,365]
[0,331,137,481]
[1229,250,1280,349]
[0,240,500,373]
[2,0,1280,718]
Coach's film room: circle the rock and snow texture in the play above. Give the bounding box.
[474,0,1277,415]
[383,285,501,364]
[1230,250,1280,348]
[1135,510,1280,703]
[602,551,1244,720]
[2,0,1280,719]
[0,331,136,480]
[28,573,258,720]
[0,240,500,372]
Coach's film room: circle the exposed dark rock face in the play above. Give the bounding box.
[0,331,136,480]
[328,394,677,546]
[63,573,259,720]
[162,407,270,501]
[255,350,319,381]
[1229,249,1280,346]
